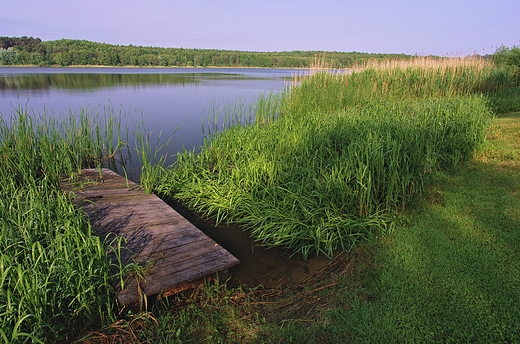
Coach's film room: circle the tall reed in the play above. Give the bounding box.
[288,56,517,115]
[203,93,282,136]
[157,57,498,259]
[133,121,174,194]
[0,108,126,342]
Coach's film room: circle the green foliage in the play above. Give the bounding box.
[492,44,520,85]
[156,58,497,259]
[0,47,20,65]
[490,44,520,113]
[0,110,126,342]
[84,114,520,343]
[287,57,519,114]
[0,36,43,53]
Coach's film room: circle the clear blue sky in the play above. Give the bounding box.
[2,0,519,56]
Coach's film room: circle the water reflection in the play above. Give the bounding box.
[0,71,272,92]
[0,67,296,92]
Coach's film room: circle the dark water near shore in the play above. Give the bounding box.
[0,67,329,287]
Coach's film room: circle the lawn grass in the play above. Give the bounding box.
[313,112,520,343]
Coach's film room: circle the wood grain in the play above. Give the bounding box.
[63,168,239,306]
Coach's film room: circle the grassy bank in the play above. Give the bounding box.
[131,57,519,342]
[86,111,520,343]
[156,57,512,259]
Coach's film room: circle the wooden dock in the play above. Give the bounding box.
[62,168,239,306]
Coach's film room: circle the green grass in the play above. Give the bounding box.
[2,57,519,342]
[156,57,501,259]
[0,109,127,343]
[133,121,172,194]
[287,56,519,114]
[315,113,520,343]
[129,58,520,343]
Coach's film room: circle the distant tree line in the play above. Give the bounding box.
[0,36,415,68]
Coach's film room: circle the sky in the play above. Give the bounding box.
[2,0,519,56]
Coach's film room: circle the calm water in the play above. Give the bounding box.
[0,67,329,286]
[0,67,301,179]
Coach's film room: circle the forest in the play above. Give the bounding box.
[0,36,415,68]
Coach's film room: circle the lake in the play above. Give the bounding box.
[0,67,303,179]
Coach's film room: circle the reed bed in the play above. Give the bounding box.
[289,56,517,115]
[0,109,126,342]
[157,57,502,259]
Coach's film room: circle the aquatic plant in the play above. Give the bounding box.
[133,122,172,194]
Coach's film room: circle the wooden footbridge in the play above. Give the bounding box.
[62,168,239,307]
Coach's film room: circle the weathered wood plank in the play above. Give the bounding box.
[63,168,239,306]
[118,250,235,304]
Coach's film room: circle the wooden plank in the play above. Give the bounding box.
[62,168,239,306]
[118,251,236,305]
